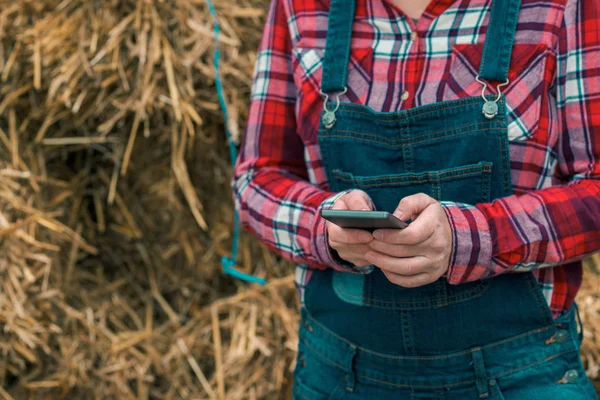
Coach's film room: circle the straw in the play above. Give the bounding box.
[0,0,596,398]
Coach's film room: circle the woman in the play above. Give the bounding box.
[233,0,600,398]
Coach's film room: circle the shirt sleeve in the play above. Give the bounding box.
[232,0,369,272]
[441,0,600,284]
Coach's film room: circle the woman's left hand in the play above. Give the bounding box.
[365,193,453,288]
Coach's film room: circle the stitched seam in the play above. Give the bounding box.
[334,282,486,305]
[335,172,484,187]
[333,166,492,187]
[489,349,575,380]
[304,311,554,360]
[478,1,492,80]
[360,375,476,389]
[323,127,503,147]
[330,120,498,141]
[357,350,575,390]
[300,336,347,371]
[525,272,555,325]
[482,326,553,350]
[335,163,492,180]
[297,390,311,400]
[333,96,498,119]
[296,376,345,400]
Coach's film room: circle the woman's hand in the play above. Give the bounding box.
[326,190,374,267]
[365,193,452,287]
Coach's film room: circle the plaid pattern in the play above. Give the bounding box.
[233,0,600,317]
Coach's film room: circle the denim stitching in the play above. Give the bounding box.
[334,170,484,185]
[488,349,575,380]
[334,171,486,188]
[323,127,504,147]
[524,272,555,325]
[333,166,493,189]
[360,374,476,389]
[297,389,312,400]
[334,164,493,180]
[333,96,501,120]
[353,349,575,390]
[305,310,554,360]
[300,336,347,371]
[332,281,489,307]
[323,120,501,143]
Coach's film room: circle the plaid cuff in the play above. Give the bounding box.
[311,190,374,274]
[441,201,495,284]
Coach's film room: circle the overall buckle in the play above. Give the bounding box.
[320,87,347,129]
[475,76,509,120]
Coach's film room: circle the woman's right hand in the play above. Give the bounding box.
[326,190,374,267]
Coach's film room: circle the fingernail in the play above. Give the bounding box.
[360,233,372,241]
[394,211,404,220]
[373,231,383,240]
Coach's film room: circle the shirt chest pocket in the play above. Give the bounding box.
[292,46,374,104]
[443,43,556,141]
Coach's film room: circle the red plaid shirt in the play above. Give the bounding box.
[233,0,600,317]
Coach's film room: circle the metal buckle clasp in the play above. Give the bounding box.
[320,87,347,129]
[475,76,509,120]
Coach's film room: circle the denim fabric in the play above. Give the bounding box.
[305,269,558,355]
[309,0,520,317]
[293,306,598,400]
[306,0,546,343]
[299,0,598,396]
[311,95,520,314]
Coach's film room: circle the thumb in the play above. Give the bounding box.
[344,190,373,211]
[394,193,435,221]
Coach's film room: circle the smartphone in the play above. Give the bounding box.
[320,210,409,231]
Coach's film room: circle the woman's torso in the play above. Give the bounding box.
[287,0,580,317]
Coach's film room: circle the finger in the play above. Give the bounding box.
[367,240,425,258]
[329,242,373,255]
[336,253,371,268]
[373,206,437,245]
[345,190,373,211]
[394,193,436,221]
[350,260,372,268]
[364,252,430,276]
[328,223,373,244]
[332,197,349,210]
[381,270,433,288]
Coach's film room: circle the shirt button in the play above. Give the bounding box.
[401,90,410,100]
[410,31,418,41]
[564,369,579,383]
[555,330,569,344]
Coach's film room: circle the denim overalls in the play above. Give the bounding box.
[293,0,598,398]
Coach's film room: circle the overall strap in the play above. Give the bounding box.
[321,0,357,94]
[478,0,523,82]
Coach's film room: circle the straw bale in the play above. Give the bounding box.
[0,0,598,398]
[581,255,600,381]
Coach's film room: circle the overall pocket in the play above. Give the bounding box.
[329,162,493,309]
[332,161,493,212]
[293,338,347,400]
[492,348,598,400]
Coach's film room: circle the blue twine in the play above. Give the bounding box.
[206,0,266,285]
